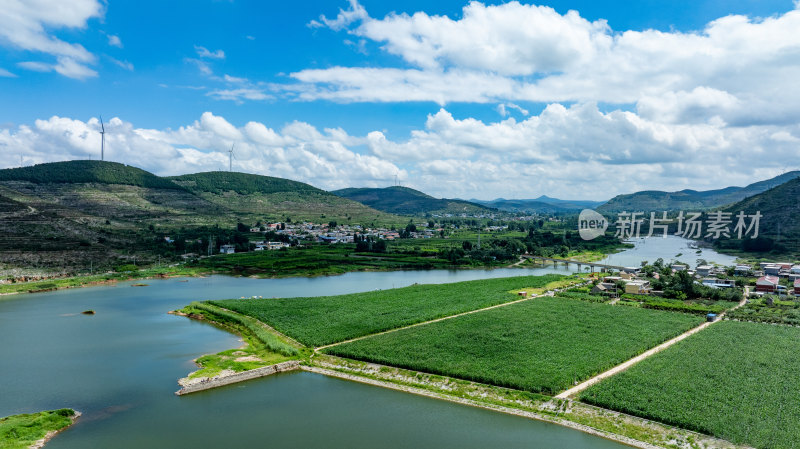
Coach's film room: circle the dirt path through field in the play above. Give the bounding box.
[315,292,542,351]
[555,287,750,399]
[509,256,526,267]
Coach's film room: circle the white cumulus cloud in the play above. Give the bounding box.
[292,1,800,128]
[0,0,102,79]
[2,108,798,201]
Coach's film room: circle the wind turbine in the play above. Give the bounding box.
[99,116,105,161]
[228,143,236,172]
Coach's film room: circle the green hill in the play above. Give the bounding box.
[333,186,495,216]
[168,171,323,195]
[0,160,184,190]
[170,172,394,221]
[714,176,800,257]
[598,171,800,213]
[0,162,396,274]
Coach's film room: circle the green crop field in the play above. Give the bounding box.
[325,297,702,395]
[581,320,800,448]
[211,274,565,347]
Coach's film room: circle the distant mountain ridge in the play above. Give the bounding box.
[598,171,800,213]
[471,196,605,213]
[333,186,495,215]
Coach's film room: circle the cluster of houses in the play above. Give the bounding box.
[753,262,800,295]
[589,260,800,298]
[591,269,654,296]
[245,221,443,245]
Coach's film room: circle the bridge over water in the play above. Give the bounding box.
[522,255,630,273]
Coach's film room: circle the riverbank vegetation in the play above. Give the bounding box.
[212,275,566,347]
[581,321,800,449]
[325,297,703,395]
[176,302,303,379]
[0,409,77,449]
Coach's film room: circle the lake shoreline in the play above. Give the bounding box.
[0,263,547,298]
[29,411,81,449]
[300,365,657,449]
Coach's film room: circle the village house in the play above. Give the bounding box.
[671,264,688,272]
[254,241,290,251]
[625,280,651,294]
[795,279,800,296]
[701,278,736,289]
[763,264,781,276]
[735,264,752,276]
[220,244,236,254]
[755,275,780,293]
[696,265,712,277]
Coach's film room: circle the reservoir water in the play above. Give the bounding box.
[0,237,736,448]
[599,235,738,268]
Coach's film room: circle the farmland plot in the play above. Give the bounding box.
[581,321,800,449]
[326,297,702,395]
[212,274,564,347]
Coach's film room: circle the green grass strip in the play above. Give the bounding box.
[0,409,76,449]
[189,302,299,356]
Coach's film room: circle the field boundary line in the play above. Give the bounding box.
[555,320,713,399]
[315,293,543,351]
[555,290,749,400]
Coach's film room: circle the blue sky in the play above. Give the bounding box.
[1,0,799,200]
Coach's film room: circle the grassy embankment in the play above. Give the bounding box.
[175,302,305,379]
[581,320,800,449]
[324,297,703,395]
[211,274,568,347]
[0,409,77,449]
